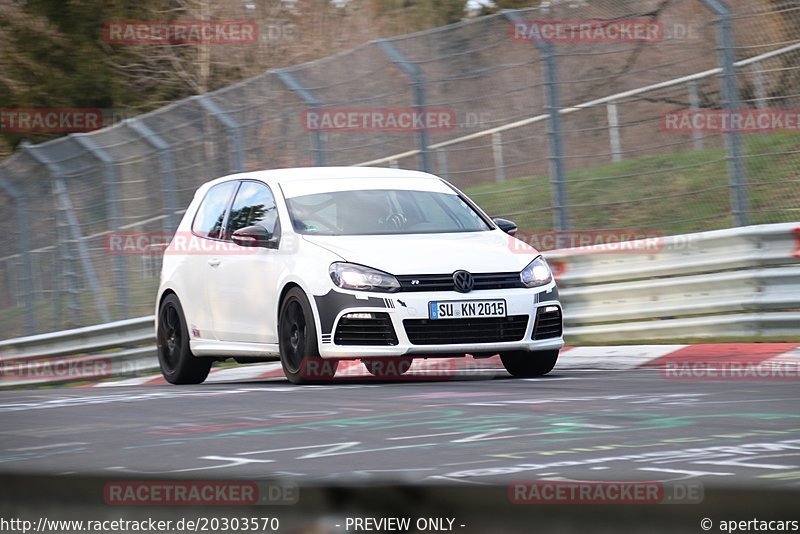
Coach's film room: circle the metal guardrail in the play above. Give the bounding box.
[0,317,158,387]
[0,223,797,386]
[0,316,154,360]
[549,222,800,343]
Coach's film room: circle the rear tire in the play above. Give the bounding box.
[500,349,559,378]
[157,294,212,384]
[279,287,339,384]
[363,357,413,378]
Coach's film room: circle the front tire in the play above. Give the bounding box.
[279,287,339,384]
[363,357,413,378]
[500,350,559,378]
[157,294,212,384]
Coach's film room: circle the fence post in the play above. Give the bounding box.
[436,148,449,180]
[126,119,180,234]
[688,80,705,151]
[751,64,768,110]
[0,170,36,334]
[73,135,129,320]
[701,0,749,227]
[504,10,569,231]
[374,39,432,173]
[273,69,327,167]
[53,184,76,328]
[194,95,245,173]
[22,143,111,324]
[492,132,506,182]
[607,101,622,163]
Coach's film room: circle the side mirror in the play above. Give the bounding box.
[493,217,517,236]
[231,225,274,248]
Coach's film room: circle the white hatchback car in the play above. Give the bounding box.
[155,167,563,384]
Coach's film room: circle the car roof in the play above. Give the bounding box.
[198,166,452,198]
[205,166,441,187]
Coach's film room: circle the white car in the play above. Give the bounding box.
[155,167,563,384]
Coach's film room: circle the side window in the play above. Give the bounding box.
[192,181,237,239]
[226,181,279,237]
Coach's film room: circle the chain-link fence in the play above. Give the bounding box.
[1,0,799,338]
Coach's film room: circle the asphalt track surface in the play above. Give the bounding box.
[1,366,799,488]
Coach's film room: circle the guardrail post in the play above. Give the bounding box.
[193,95,245,173]
[491,132,506,182]
[22,142,111,324]
[606,101,622,163]
[0,170,36,334]
[125,119,180,234]
[374,39,432,173]
[504,10,569,231]
[273,69,327,167]
[73,135,129,320]
[701,0,749,227]
[688,81,705,151]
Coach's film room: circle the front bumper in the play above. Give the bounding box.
[313,283,563,359]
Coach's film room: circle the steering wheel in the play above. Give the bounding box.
[380,212,407,230]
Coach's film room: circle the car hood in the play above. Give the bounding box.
[302,231,540,275]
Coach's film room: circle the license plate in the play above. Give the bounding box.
[428,300,507,320]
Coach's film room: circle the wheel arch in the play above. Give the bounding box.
[157,288,178,311]
[277,281,303,321]
[156,287,181,324]
[277,281,327,345]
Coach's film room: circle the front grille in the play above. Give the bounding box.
[396,272,524,292]
[403,315,528,345]
[334,313,398,346]
[532,306,563,340]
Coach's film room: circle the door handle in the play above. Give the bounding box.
[208,258,221,268]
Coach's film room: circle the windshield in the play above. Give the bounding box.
[285,189,491,236]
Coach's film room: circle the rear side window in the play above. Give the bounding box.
[192,182,237,239]
[226,181,279,237]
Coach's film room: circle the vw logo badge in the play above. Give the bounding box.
[453,270,474,293]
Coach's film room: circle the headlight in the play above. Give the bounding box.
[329,262,400,293]
[520,256,552,288]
